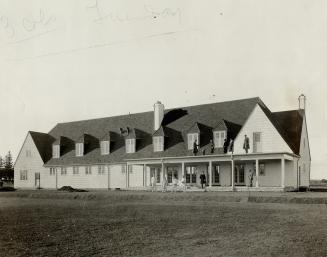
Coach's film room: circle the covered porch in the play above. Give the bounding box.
[125,153,298,192]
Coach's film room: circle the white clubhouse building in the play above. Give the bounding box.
[14,96,311,191]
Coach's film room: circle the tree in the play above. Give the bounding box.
[4,151,13,170]
[0,156,3,169]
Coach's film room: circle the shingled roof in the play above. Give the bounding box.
[44,97,303,166]
[29,131,55,163]
[271,109,304,155]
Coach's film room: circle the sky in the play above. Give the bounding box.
[0,0,326,178]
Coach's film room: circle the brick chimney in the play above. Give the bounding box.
[298,94,306,110]
[154,101,164,131]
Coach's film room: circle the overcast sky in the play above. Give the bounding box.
[0,0,326,178]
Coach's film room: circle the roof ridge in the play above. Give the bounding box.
[50,97,261,129]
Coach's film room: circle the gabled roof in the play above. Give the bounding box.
[271,109,304,154]
[45,97,262,166]
[29,131,55,163]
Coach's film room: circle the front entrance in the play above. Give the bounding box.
[185,166,196,185]
[35,172,40,188]
[150,167,161,185]
[167,166,178,184]
[234,164,245,185]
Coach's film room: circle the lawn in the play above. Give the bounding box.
[0,192,327,257]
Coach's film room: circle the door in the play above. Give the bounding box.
[35,172,40,188]
[185,166,197,185]
[234,164,245,185]
[150,167,161,185]
[167,167,178,184]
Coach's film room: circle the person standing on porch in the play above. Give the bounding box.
[210,139,215,154]
[151,175,156,192]
[193,139,199,156]
[162,174,168,192]
[248,169,254,187]
[243,135,250,154]
[200,172,206,189]
[223,138,228,154]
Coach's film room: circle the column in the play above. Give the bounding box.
[143,164,146,187]
[208,161,212,187]
[181,162,185,180]
[108,165,110,190]
[126,164,129,188]
[281,158,285,188]
[231,158,235,189]
[255,159,259,188]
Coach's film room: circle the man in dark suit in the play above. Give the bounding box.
[200,172,206,189]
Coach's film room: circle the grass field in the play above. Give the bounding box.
[1,192,327,257]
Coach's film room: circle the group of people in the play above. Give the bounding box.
[192,138,234,156]
[192,134,250,156]
[150,171,208,192]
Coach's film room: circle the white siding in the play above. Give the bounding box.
[57,165,109,189]
[233,104,292,154]
[109,165,127,188]
[14,133,54,189]
[128,165,144,187]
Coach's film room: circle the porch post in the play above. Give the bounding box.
[255,159,259,188]
[143,164,146,187]
[281,158,285,188]
[126,164,129,188]
[208,161,212,187]
[231,156,234,189]
[108,165,110,190]
[162,162,165,185]
[181,162,185,179]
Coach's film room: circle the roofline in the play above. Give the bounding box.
[48,97,261,132]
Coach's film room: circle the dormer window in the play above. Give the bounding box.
[76,143,84,157]
[100,141,110,155]
[214,131,226,148]
[187,133,199,150]
[52,145,60,158]
[153,136,164,152]
[126,139,135,153]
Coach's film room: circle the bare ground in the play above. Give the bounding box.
[0,191,327,257]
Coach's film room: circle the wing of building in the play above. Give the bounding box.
[14,96,311,191]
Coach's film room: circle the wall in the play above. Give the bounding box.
[128,164,144,187]
[233,104,292,154]
[14,133,51,189]
[57,165,109,189]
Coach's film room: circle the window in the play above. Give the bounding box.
[25,150,32,157]
[73,166,79,175]
[20,170,28,180]
[98,165,106,175]
[76,143,84,157]
[121,165,126,174]
[85,166,92,175]
[213,165,220,184]
[253,132,262,153]
[259,164,265,176]
[53,145,60,158]
[214,131,226,148]
[153,136,164,152]
[50,168,56,176]
[100,141,110,155]
[187,133,199,150]
[126,139,136,153]
[186,167,197,184]
[61,167,67,175]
